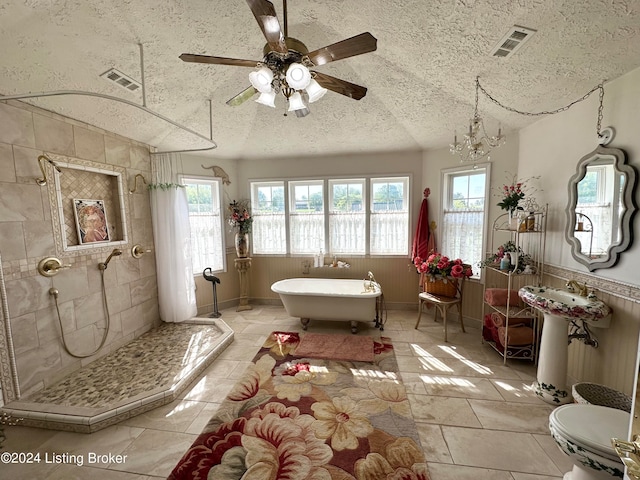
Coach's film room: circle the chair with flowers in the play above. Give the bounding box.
[414,253,473,342]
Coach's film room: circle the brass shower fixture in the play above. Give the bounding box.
[98,249,123,270]
[37,257,71,277]
[131,244,151,258]
[129,173,147,194]
[35,154,62,186]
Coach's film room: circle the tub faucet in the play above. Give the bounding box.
[98,248,123,270]
[566,280,588,297]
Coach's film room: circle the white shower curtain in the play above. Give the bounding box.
[150,153,197,322]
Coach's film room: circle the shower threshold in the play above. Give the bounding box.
[1,317,233,433]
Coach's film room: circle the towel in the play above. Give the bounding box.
[491,312,533,328]
[498,325,534,346]
[484,288,521,307]
[490,312,506,328]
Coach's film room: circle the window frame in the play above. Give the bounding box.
[440,163,491,280]
[249,175,411,257]
[179,174,226,276]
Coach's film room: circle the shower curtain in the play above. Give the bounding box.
[150,153,197,322]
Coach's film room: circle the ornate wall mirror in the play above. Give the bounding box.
[565,143,637,270]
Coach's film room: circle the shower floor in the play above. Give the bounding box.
[1,318,233,433]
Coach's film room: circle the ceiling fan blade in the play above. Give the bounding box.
[226,86,259,106]
[312,72,368,100]
[246,0,288,54]
[306,32,378,67]
[179,54,259,68]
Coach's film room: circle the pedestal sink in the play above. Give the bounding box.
[519,285,611,405]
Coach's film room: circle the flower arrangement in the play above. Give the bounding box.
[228,200,253,234]
[413,253,473,282]
[496,173,540,215]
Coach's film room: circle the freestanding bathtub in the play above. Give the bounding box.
[271,278,382,333]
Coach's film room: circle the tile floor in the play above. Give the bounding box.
[2,306,572,479]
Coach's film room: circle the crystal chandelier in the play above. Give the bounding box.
[450,77,505,164]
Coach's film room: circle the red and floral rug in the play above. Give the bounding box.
[168,331,429,480]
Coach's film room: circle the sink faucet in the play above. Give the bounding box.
[566,280,588,297]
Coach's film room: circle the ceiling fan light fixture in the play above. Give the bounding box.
[285,63,311,90]
[306,79,328,103]
[255,90,277,108]
[288,91,306,112]
[249,67,274,93]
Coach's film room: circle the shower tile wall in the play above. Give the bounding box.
[0,100,158,399]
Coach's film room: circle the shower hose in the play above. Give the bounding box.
[50,269,111,358]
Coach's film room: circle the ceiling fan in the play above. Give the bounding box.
[179,0,377,116]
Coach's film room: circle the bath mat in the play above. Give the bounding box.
[294,332,375,362]
[168,331,428,480]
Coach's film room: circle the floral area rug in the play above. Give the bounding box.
[168,331,429,480]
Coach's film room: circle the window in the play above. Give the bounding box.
[441,165,490,278]
[252,181,286,254]
[289,180,325,254]
[370,177,409,255]
[329,179,365,254]
[181,176,225,274]
[250,176,410,256]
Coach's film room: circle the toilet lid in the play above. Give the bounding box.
[550,404,629,458]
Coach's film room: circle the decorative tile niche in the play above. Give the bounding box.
[44,153,130,255]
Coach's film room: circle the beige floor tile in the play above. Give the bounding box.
[184,401,221,435]
[419,375,505,401]
[511,474,563,480]
[179,374,236,402]
[442,426,562,475]
[468,399,554,433]
[415,423,453,464]
[407,394,482,427]
[109,429,197,477]
[426,462,515,480]
[491,378,541,403]
[533,433,574,473]
[119,399,206,433]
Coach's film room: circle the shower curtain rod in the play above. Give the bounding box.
[0,90,217,155]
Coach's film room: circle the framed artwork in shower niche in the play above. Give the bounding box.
[73,199,110,244]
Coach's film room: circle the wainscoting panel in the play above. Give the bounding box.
[543,272,640,396]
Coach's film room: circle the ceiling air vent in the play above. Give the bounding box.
[490,25,537,58]
[100,68,142,92]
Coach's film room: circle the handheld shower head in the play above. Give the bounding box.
[99,248,123,270]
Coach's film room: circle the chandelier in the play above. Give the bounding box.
[450,76,505,164]
[249,43,328,117]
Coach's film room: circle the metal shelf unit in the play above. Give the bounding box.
[481,206,547,364]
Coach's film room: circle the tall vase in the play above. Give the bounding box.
[235,232,249,258]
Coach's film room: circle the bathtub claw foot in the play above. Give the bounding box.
[301,318,310,330]
[351,321,358,334]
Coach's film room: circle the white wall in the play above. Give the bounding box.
[517,66,640,286]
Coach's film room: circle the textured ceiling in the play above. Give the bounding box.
[1,0,640,160]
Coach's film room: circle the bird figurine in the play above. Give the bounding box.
[201,165,231,185]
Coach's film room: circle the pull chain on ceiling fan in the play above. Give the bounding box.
[179,0,377,117]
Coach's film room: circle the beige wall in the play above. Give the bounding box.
[0,100,158,398]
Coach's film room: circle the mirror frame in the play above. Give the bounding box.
[565,145,637,271]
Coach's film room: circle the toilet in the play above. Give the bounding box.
[549,404,629,480]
